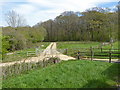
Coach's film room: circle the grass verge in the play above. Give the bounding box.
[2,60,119,88]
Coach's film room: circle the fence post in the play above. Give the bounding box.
[101,46,102,53]
[90,46,93,61]
[65,48,68,54]
[77,50,80,60]
[35,48,38,55]
[27,51,28,56]
[109,49,111,63]
[13,52,15,58]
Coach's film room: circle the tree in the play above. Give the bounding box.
[35,7,118,42]
[5,10,26,27]
[2,26,47,51]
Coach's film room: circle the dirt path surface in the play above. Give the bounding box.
[0,42,75,67]
[82,58,119,63]
[0,42,119,67]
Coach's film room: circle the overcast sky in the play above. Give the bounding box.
[0,0,119,27]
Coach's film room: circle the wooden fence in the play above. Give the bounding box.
[27,48,44,56]
[62,47,120,63]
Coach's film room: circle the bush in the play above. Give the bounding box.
[2,36,11,59]
[2,26,47,52]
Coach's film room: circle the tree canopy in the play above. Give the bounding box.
[38,7,118,42]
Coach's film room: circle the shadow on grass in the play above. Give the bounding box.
[82,80,112,88]
[82,63,120,88]
[102,63,120,84]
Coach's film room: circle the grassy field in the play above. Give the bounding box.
[2,41,119,63]
[102,41,119,50]
[57,41,103,49]
[57,41,119,59]
[3,42,50,63]
[2,60,119,88]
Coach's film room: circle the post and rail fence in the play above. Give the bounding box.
[27,48,44,56]
[62,47,120,63]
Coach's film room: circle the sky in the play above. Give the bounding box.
[0,0,119,27]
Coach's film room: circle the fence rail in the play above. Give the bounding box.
[58,47,120,63]
[27,48,44,56]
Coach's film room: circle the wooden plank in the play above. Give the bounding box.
[79,52,91,53]
[28,53,36,54]
[111,51,119,53]
[94,54,110,56]
[28,51,35,52]
[90,46,93,61]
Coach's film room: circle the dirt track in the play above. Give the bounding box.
[82,58,119,63]
[0,42,75,67]
[0,42,119,67]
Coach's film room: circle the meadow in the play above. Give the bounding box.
[3,41,119,63]
[57,41,119,59]
[57,41,103,49]
[2,42,50,63]
[2,60,119,88]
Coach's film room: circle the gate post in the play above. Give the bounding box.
[90,46,93,61]
[35,48,38,55]
[65,48,68,54]
[101,46,102,53]
[77,50,80,60]
[109,49,111,63]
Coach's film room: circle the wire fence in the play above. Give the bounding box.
[2,57,61,80]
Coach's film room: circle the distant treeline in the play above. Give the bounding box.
[1,7,119,58]
[35,7,118,42]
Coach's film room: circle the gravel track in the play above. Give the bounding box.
[0,42,119,67]
[0,42,75,67]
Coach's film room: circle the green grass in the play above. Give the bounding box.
[2,60,119,88]
[102,41,119,50]
[57,41,119,59]
[57,41,103,49]
[2,41,119,62]
[2,42,50,63]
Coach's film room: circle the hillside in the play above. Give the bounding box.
[2,60,119,88]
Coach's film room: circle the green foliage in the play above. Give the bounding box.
[2,42,50,63]
[2,26,46,61]
[2,36,11,59]
[2,26,46,51]
[29,27,46,43]
[39,7,118,42]
[2,60,119,88]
